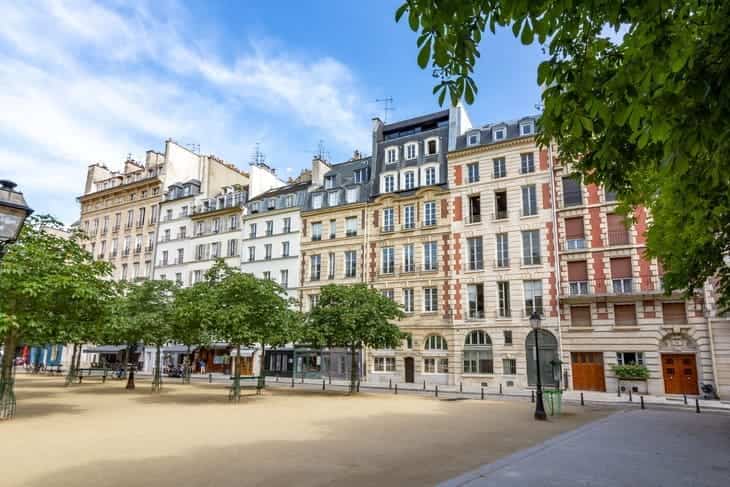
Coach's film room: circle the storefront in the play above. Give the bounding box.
[193,344,231,374]
[264,346,361,380]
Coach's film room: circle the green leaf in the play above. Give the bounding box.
[408,9,419,31]
[417,38,431,69]
[394,3,408,22]
[520,21,533,45]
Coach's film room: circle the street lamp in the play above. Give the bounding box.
[0,180,33,256]
[530,311,547,421]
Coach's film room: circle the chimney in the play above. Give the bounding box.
[311,156,331,188]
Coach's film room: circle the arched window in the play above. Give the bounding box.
[525,329,558,386]
[424,335,448,351]
[464,330,493,374]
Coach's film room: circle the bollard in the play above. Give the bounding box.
[629,389,633,402]
[683,394,688,405]
[329,375,332,384]
[301,374,304,384]
[499,383,503,395]
[435,385,439,398]
[531,390,535,403]
[395,383,398,395]
[102,369,107,383]
[322,379,325,391]
[357,381,360,393]
[580,392,584,406]
[291,376,294,388]
[209,373,212,384]
[481,387,484,400]
[389,378,392,390]
[696,398,701,414]
[423,380,426,391]
[640,395,645,409]
[276,375,279,382]
[617,384,621,397]
[460,382,463,393]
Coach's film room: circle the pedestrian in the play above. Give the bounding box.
[199,359,206,374]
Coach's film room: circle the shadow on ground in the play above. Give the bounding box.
[13,402,86,420]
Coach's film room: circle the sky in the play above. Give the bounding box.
[0,0,545,225]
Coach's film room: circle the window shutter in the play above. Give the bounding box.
[372,210,379,227]
[570,306,591,326]
[567,261,588,281]
[607,213,625,232]
[565,217,585,239]
[662,303,686,324]
[614,304,637,326]
[610,257,632,278]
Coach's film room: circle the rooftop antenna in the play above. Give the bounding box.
[376,97,395,123]
[314,139,330,161]
[251,142,266,165]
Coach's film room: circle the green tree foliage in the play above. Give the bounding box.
[171,283,215,384]
[0,215,113,415]
[399,1,730,308]
[306,284,405,393]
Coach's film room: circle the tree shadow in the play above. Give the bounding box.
[13,402,85,420]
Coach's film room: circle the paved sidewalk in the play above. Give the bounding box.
[440,409,730,487]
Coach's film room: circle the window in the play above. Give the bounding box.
[520,153,535,174]
[265,244,272,260]
[498,281,511,318]
[282,241,290,257]
[177,248,184,264]
[403,288,414,312]
[562,177,582,206]
[127,210,134,227]
[503,358,517,375]
[346,187,359,203]
[329,219,336,239]
[383,207,395,232]
[493,157,506,178]
[263,271,271,280]
[568,261,589,295]
[524,280,543,315]
[382,289,394,300]
[286,194,296,207]
[345,216,357,237]
[381,247,395,274]
[324,175,336,189]
[328,192,339,207]
[496,233,509,268]
[384,175,395,193]
[424,201,437,226]
[503,330,513,345]
[494,190,507,219]
[175,273,182,286]
[282,217,292,233]
[386,147,397,164]
[178,226,187,239]
[121,264,128,280]
[611,257,633,293]
[607,213,630,246]
[662,303,687,324]
[310,255,321,281]
[265,220,274,236]
[374,357,396,372]
[424,166,437,185]
[403,205,415,229]
[353,167,369,184]
[404,171,415,190]
[464,330,493,373]
[193,270,202,284]
[520,121,534,136]
[312,194,323,209]
[247,246,256,262]
[424,287,438,312]
[424,335,447,350]
[328,252,335,279]
[467,284,485,319]
[249,223,257,239]
[150,206,158,224]
[424,358,448,373]
[345,251,357,278]
[521,185,538,216]
[403,244,415,273]
[571,306,592,327]
[195,222,204,237]
[467,237,483,270]
[468,195,481,223]
[423,241,438,271]
[309,294,320,310]
[616,352,644,366]
[137,208,145,226]
[280,270,289,288]
[522,230,541,265]
[227,239,238,257]
[228,215,238,231]
[565,217,586,249]
[426,139,437,155]
[467,132,479,146]
[493,127,505,141]
[311,222,322,241]
[164,229,171,242]
[605,189,618,202]
[211,242,220,258]
[405,143,417,160]
[212,218,220,233]
[195,243,207,261]
[467,162,480,183]
[614,304,637,326]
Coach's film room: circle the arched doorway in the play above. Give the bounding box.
[525,330,559,387]
[404,357,415,383]
[659,332,699,395]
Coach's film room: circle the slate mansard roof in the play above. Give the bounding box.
[454,115,540,151]
[246,181,310,215]
[303,156,372,212]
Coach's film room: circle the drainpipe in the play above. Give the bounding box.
[547,142,566,388]
[705,285,721,398]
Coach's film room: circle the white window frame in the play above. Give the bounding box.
[403,288,414,313]
[493,126,506,141]
[424,137,439,155]
[403,171,416,190]
[405,142,418,160]
[467,131,480,146]
[382,173,396,193]
[424,287,438,312]
[404,205,415,229]
[312,194,323,209]
[424,201,437,226]
[520,121,534,136]
[385,147,398,164]
[422,164,438,186]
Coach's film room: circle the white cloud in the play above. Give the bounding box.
[0,0,370,224]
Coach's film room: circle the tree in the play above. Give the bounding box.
[171,283,215,384]
[306,284,405,393]
[0,215,112,418]
[398,1,730,308]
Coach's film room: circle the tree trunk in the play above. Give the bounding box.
[233,344,241,401]
[349,343,358,394]
[152,345,162,392]
[125,343,136,390]
[65,343,78,386]
[183,345,191,384]
[75,344,82,376]
[259,344,266,390]
[1,331,18,420]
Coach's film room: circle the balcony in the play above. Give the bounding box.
[492,210,508,221]
[112,225,120,233]
[382,225,395,233]
[311,235,322,241]
[494,258,511,269]
[346,230,357,237]
[145,245,153,253]
[134,246,142,254]
[564,238,587,251]
[122,249,130,256]
[401,222,416,231]
[522,255,542,266]
[562,191,583,207]
[559,275,671,300]
[607,230,631,246]
[192,191,247,215]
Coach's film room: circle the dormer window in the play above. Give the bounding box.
[328,191,339,206]
[520,121,534,136]
[267,198,276,209]
[251,201,260,213]
[493,127,506,141]
[386,147,398,164]
[426,138,438,155]
[404,171,415,190]
[285,194,295,207]
[405,143,417,160]
[324,175,336,189]
[384,175,395,193]
[346,187,358,203]
[312,194,323,209]
[467,132,480,146]
[354,167,369,184]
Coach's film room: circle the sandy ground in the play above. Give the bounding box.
[2,375,612,487]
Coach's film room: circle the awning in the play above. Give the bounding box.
[229,348,256,357]
[161,345,192,353]
[83,345,126,354]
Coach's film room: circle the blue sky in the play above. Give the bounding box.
[0,0,545,225]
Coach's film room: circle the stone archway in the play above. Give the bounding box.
[525,329,559,387]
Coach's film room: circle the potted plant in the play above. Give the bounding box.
[611,364,650,394]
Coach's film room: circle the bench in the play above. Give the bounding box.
[228,376,264,400]
[76,368,111,383]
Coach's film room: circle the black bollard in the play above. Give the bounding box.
[322,379,325,391]
[291,376,294,388]
[275,375,279,382]
[395,383,398,395]
[617,384,621,397]
[357,381,360,393]
[696,398,701,414]
[481,387,484,400]
[435,385,439,397]
[423,379,426,391]
[684,394,688,405]
[460,382,463,393]
[329,375,332,384]
[629,389,633,402]
[389,378,392,390]
[499,383,503,395]
[640,395,645,409]
[531,390,535,403]
[209,373,212,384]
[301,374,304,384]
[580,392,584,406]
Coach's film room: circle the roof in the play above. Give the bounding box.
[247,180,310,203]
[382,109,449,133]
[454,115,540,151]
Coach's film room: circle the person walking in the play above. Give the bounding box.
[199,359,206,374]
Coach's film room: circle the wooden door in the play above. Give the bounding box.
[662,354,699,395]
[240,357,253,376]
[404,357,414,383]
[571,352,606,391]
